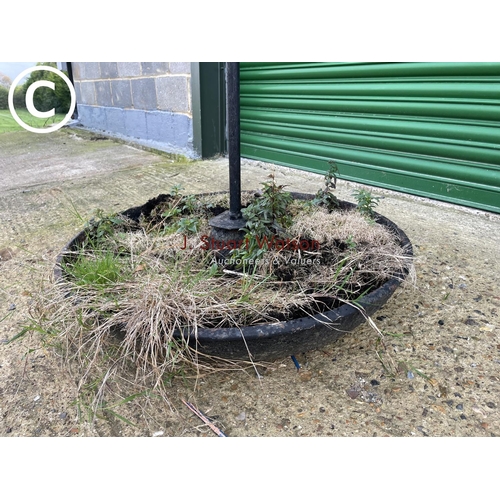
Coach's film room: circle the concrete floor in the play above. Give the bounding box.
[1,126,500,437]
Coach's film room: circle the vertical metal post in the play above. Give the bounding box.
[208,62,245,250]
[226,62,241,220]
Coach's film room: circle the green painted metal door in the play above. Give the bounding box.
[240,62,500,213]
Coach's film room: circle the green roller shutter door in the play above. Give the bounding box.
[240,62,500,213]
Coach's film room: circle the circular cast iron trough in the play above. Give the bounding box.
[55,192,413,362]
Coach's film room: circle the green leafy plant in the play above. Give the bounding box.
[161,206,182,221]
[175,217,200,234]
[312,160,340,210]
[85,209,125,241]
[345,235,356,250]
[244,173,293,230]
[158,186,203,234]
[353,188,380,217]
[157,184,206,229]
[233,174,293,265]
[181,194,199,213]
[169,184,184,197]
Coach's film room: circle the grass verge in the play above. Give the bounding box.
[0,109,67,133]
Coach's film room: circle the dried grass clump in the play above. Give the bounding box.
[251,207,411,296]
[290,208,398,247]
[24,277,271,422]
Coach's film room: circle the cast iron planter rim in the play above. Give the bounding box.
[54,191,413,345]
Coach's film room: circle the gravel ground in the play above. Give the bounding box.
[1,127,499,438]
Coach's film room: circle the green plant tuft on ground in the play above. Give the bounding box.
[63,250,127,288]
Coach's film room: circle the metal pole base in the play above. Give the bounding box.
[208,210,247,261]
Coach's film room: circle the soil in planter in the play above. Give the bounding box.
[59,186,411,332]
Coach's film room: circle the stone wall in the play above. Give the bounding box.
[72,62,195,157]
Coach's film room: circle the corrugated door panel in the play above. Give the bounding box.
[240,62,500,213]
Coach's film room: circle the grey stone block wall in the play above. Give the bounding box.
[72,62,195,157]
